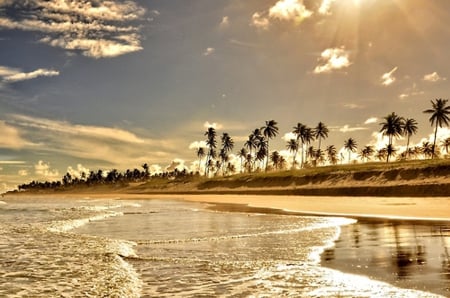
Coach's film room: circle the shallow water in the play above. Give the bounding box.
[0,196,447,297]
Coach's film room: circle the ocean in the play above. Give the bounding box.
[0,196,448,297]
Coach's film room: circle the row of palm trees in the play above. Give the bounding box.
[196,99,450,175]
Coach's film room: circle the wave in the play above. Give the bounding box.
[137,217,356,246]
[0,200,6,205]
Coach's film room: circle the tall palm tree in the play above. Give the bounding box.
[220,133,234,175]
[314,122,329,151]
[344,138,357,163]
[236,148,248,173]
[423,99,450,158]
[262,120,279,171]
[402,118,418,159]
[292,123,305,168]
[286,139,299,169]
[380,112,404,162]
[244,133,258,173]
[326,145,338,165]
[204,127,217,176]
[303,127,315,165]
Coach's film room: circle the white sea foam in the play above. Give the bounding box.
[47,211,123,233]
[0,200,6,205]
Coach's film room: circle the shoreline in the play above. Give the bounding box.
[5,192,449,223]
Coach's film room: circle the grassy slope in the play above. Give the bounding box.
[128,159,450,197]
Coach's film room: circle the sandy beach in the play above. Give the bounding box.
[110,193,450,222]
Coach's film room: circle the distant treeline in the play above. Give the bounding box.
[16,164,197,192]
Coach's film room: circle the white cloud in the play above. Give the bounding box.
[3,68,59,82]
[423,72,446,82]
[251,12,270,30]
[7,114,178,168]
[35,160,60,180]
[0,120,29,149]
[338,125,367,133]
[203,47,215,56]
[220,16,230,28]
[67,164,90,179]
[380,67,398,86]
[269,0,313,23]
[343,103,363,109]
[0,0,147,59]
[165,159,188,172]
[282,132,297,141]
[18,170,29,176]
[12,114,145,144]
[364,117,378,125]
[314,47,351,74]
[318,0,336,15]
[189,141,207,150]
[203,121,223,130]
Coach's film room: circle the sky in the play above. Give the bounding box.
[1,0,450,192]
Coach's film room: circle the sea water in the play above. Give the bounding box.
[0,196,446,297]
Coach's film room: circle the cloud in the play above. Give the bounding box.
[364,117,378,125]
[343,103,364,109]
[35,160,60,180]
[268,0,313,24]
[314,47,351,74]
[282,132,297,141]
[0,0,147,59]
[338,125,367,133]
[0,120,29,149]
[2,67,59,83]
[18,170,28,176]
[165,159,188,172]
[398,83,424,100]
[0,161,26,165]
[251,12,270,30]
[203,121,223,130]
[67,164,90,179]
[423,72,446,82]
[318,0,336,15]
[7,114,178,168]
[380,67,398,86]
[220,16,230,28]
[189,141,207,150]
[203,47,215,56]
[12,114,145,144]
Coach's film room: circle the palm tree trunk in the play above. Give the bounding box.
[406,135,410,160]
[265,140,270,172]
[300,141,304,168]
[432,123,438,159]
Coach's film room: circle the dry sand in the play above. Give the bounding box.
[113,193,450,222]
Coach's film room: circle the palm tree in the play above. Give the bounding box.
[204,127,217,176]
[326,145,338,165]
[286,139,299,169]
[402,118,418,159]
[344,138,357,163]
[270,151,281,170]
[375,148,388,162]
[380,112,404,162]
[236,148,248,173]
[244,133,258,172]
[421,141,435,159]
[292,123,307,168]
[315,148,325,166]
[359,145,374,163]
[423,99,450,158]
[196,147,205,173]
[314,122,329,151]
[303,127,315,165]
[220,133,234,175]
[441,137,450,156]
[262,120,279,171]
[385,144,397,162]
